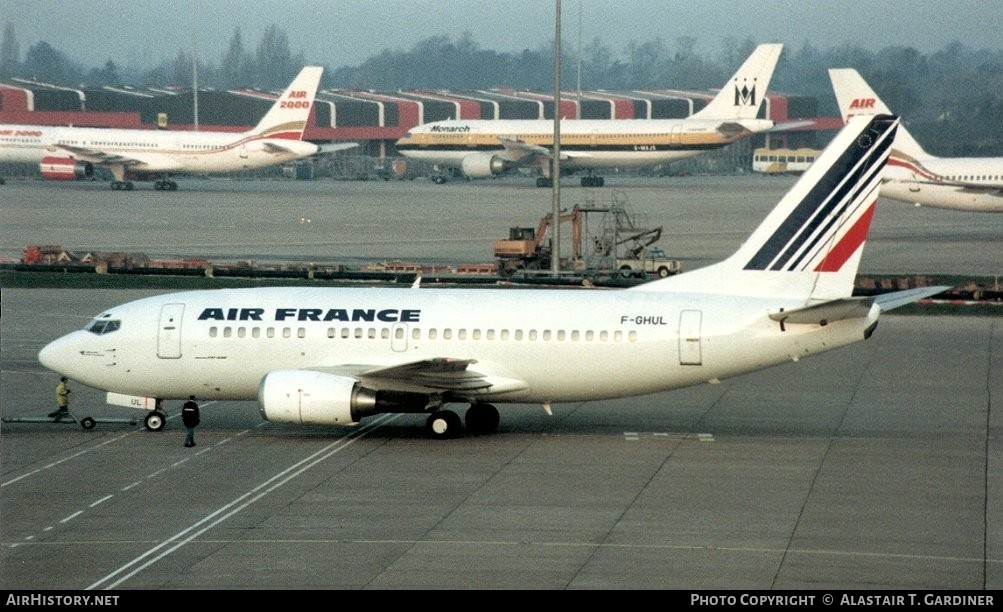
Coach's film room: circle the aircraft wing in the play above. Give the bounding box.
[362,358,492,391]
[497,137,583,163]
[56,144,147,167]
[312,358,528,395]
[497,136,551,163]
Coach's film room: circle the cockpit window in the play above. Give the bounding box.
[86,318,121,335]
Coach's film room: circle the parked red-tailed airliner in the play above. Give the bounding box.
[0,66,354,191]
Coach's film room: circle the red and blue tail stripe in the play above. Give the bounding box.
[743,115,896,272]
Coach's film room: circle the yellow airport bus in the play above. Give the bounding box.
[752,147,821,175]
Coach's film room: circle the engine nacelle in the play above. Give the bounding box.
[258,370,377,425]
[40,156,94,181]
[258,370,434,426]
[460,153,509,178]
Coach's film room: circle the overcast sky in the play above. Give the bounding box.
[2,0,1000,70]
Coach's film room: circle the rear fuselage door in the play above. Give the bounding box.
[670,124,683,146]
[158,303,185,359]
[678,310,702,366]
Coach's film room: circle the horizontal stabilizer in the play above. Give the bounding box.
[262,141,301,154]
[874,286,951,312]
[769,298,874,326]
[316,142,359,154]
[768,120,815,132]
[715,122,753,138]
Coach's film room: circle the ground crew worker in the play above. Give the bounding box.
[181,396,200,447]
[48,377,70,420]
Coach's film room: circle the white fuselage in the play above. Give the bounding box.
[883,153,1003,212]
[396,118,775,171]
[0,124,320,173]
[38,285,876,406]
[36,114,902,428]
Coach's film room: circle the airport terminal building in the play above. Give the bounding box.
[0,78,839,179]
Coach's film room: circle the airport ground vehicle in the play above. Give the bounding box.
[1,408,137,430]
[615,247,682,279]
[493,191,680,279]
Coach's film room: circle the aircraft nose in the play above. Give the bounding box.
[38,333,80,377]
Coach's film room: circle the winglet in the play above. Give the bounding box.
[692,44,783,120]
[248,66,324,140]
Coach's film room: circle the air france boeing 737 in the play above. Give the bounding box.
[395,44,783,187]
[0,66,355,191]
[829,68,1003,212]
[38,114,946,438]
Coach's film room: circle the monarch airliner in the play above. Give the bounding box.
[395,44,783,187]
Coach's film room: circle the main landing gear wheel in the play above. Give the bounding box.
[465,403,500,435]
[144,411,166,432]
[80,416,96,430]
[111,181,134,191]
[580,175,605,187]
[425,409,462,439]
[154,180,178,191]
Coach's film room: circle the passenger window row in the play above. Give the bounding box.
[207,326,639,343]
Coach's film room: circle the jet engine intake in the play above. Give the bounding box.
[460,153,509,178]
[40,157,94,181]
[258,370,377,425]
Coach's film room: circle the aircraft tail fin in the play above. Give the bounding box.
[247,66,323,140]
[691,44,783,120]
[829,68,931,160]
[636,113,899,303]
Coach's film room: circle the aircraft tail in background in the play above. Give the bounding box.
[692,43,783,121]
[829,68,931,160]
[246,66,324,140]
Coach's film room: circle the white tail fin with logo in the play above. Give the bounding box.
[636,114,899,303]
[691,44,783,121]
[247,66,324,140]
[829,68,930,160]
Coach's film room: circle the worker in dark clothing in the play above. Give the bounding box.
[48,377,71,420]
[181,396,200,447]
